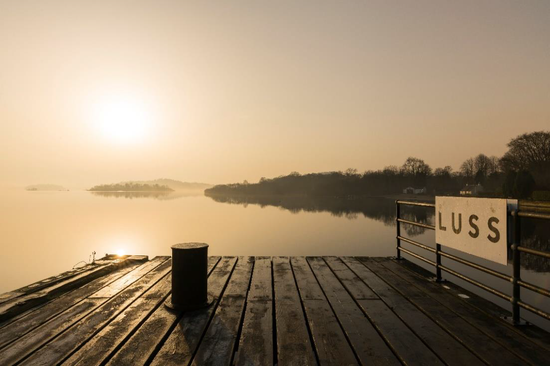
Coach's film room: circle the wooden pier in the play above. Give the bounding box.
[0,255,549,365]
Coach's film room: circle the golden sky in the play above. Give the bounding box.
[1,1,549,188]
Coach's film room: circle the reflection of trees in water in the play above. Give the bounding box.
[399,206,434,237]
[520,219,550,272]
[401,221,427,237]
[207,195,434,237]
[89,191,201,200]
[209,195,550,272]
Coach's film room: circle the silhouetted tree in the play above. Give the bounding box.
[473,154,492,183]
[501,131,550,189]
[431,166,456,194]
[503,170,535,199]
[514,170,536,199]
[460,158,475,182]
[503,171,517,197]
[401,157,431,187]
[401,157,431,176]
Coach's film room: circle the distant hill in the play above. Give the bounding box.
[129,179,212,192]
[25,184,68,191]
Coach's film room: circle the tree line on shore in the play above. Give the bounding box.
[206,131,550,200]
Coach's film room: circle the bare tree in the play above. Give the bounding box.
[501,131,550,188]
[434,166,453,176]
[460,158,475,180]
[401,157,432,176]
[401,157,431,188]
[474,154,492,178]
[488,156,500,175]
[345,168,358,177]
[382,165,399,175]
[501,131,550,171]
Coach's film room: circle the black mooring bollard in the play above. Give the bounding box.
[165,243,210,311]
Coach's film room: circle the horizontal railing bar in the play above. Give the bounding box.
[519,201,550,212]
[396,218,436,230]
[438,265,512,302]
[398,247,437,266]
[397,236,436,253]
[396,200,435,208]
[518,280,550,298]
[438,250,512,282]
[517,211,550,220]
[516,246,550,259]
[518,301,550,321]
[518,207,550,214]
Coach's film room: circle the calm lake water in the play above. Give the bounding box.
[1,190,548,329]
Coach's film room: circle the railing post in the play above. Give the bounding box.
[436,244,442,282]
[396,201,401,260]
[512,210,521,325]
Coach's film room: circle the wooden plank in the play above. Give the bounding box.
[0,257,169,366]
[62,275,169,365]
[0,265,98,305]
[359,258,528,366]
[273,256,317,366]
[246,256,272,301]
[234,257,273,366]
[0,261,143,350]
[188,257,254,366]
[89,262,157,298]
[18,259,172,366]
[125,255,149,262]
[66,256,221,366]
[0,254,142,306]
[290,257,358,365]
[63,257,220,365]
[0,256,146,309]
[234,301,272,366]
[291,257,325,300]
[308,257,403,366]
[0,256,142,329]
[0,299,104,364]
[336,257,484,366]
[378,258,550,365]
[323,257,378,300]
[0,259,135,322]
[108,257,235,366]
[398,258,550,351]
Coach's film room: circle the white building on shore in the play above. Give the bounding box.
[402,187,427,194]
[460,184,484,196]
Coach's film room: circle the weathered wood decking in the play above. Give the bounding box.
[0,256,549,365]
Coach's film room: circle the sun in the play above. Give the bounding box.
[115,248,126,257]
[91,93,153,144]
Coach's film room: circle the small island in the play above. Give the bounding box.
[26,184,68,191]
[88,183,174,192]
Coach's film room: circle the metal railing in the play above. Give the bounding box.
[396,199,550,325]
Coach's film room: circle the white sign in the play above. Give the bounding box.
[435,197,509,265]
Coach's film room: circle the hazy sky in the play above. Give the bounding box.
[1,1,549,188]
